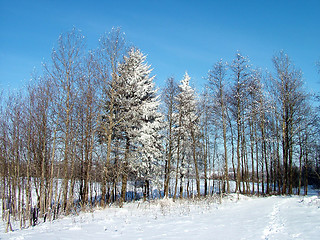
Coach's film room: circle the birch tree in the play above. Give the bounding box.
[229,52,251,193]
[162,77,179,198]
[45,28,85,213]
[208,60,230,193]
[97,28,126,205]
[272,51,307,194]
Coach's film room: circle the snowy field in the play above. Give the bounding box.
[1,194,320,240]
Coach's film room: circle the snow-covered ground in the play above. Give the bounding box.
[1,194,320,240]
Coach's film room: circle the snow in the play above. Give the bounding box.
[1,194,319,239]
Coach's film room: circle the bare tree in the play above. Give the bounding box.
[208,60,230,193]
[45,28,86,213]
[199,88,211,196]
[97,28,126,206]
[162,77,178,198]
[229,52,251,193]
[272,51,307,194]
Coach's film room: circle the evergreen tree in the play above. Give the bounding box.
[175,72,201,197]
[117,48,163,201]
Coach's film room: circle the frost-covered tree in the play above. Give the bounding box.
[135,89,163,200]
[175,72,201,198]
[117,48,163,201]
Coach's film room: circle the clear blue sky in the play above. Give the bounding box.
[1,0,320,94]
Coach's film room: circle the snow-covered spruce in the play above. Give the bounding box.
[116,48,164,200]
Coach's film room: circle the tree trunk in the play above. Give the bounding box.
[174,128,181,200]
[191,130,200,198]
[298,138,303,195]
[120,138,130,204]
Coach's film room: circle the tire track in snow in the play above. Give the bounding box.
[261,198,286,240]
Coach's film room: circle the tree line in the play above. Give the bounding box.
[1,28,319,231]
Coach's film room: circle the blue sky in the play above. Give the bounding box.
[1,0,320,93]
